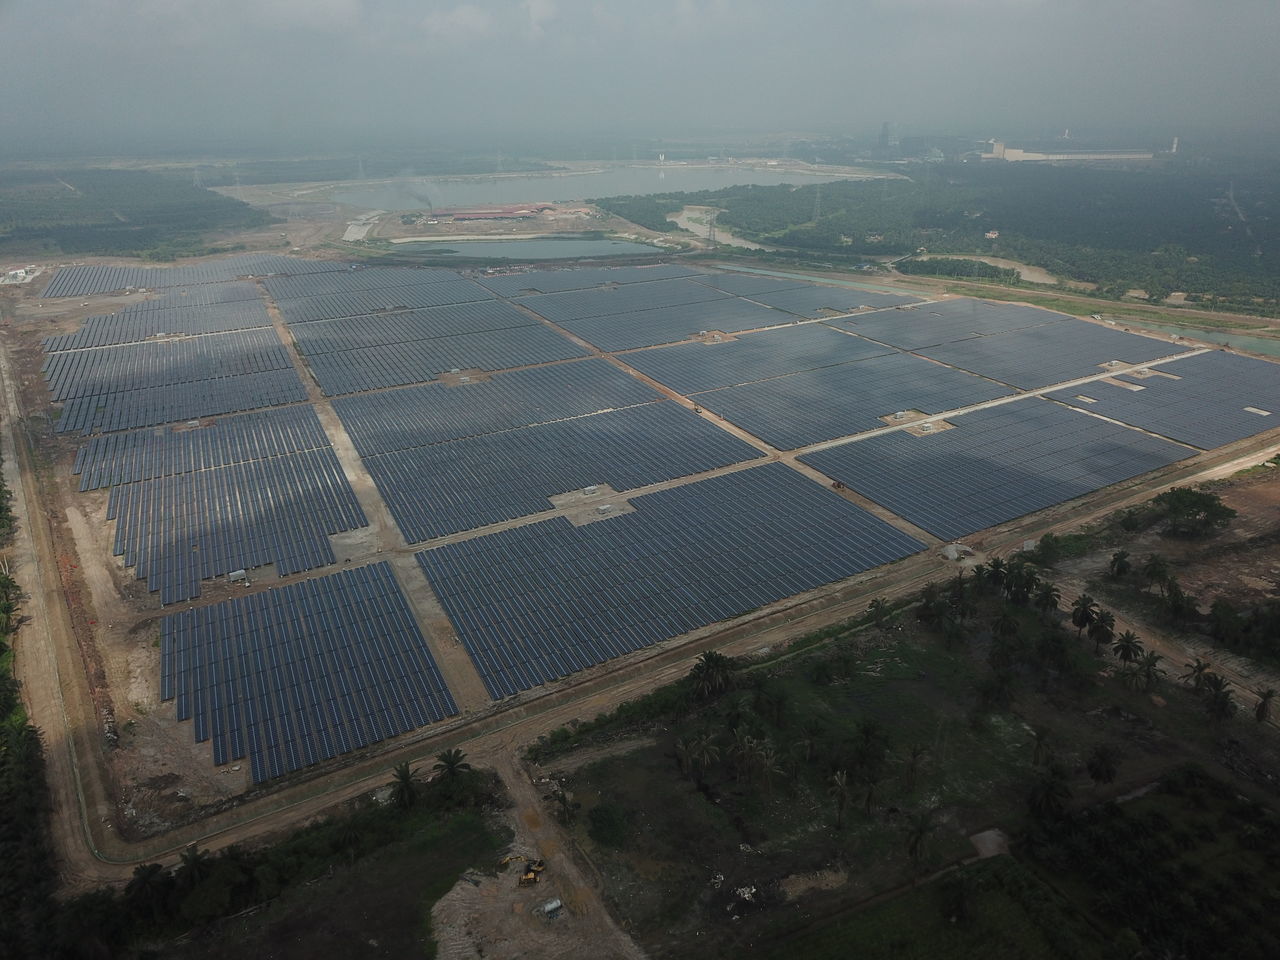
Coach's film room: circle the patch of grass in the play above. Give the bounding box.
[755,857,1108,960]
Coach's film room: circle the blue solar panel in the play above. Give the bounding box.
[622,322,894,394]
[334,358,660,456]
[366,402,765,542]
[477,263,701,296]
[160,562,457,783]
[1046,351,1280,450]
[693,351,1013,449]
[559,298,789,351]
[831,298,1065,351]
[916,319,1188,389]
[800,398,1193,540]
[416,463,924,699]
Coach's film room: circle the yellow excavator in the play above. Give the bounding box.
[500,854,547,886]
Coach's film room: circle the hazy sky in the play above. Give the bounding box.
[3,0,1278,155]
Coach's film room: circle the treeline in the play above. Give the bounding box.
[897,258,1020,282]
[0,169,275,260]
[590,193,686,232]
[598,163,1280,313]
[6,748,502,959]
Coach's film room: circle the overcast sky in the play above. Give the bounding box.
[3,0,1279,156]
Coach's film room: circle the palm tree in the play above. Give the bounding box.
[829,770,851,830]
[673,737,693,779]
[1255,688,1277,723]
[1031,727,1053,766]
[757,740,782,796]
[1088,610,1116,655]
[970,563,991,595]
[860,765,883,817]
[992,609,1021,643]
[985,557,1008,591]
[1137,651,1165,692]
[1202,673,1237,721]
[729,728,756,783]
[1180,657,1212,693]
[904,743,928,795]
[389,761,419,810]
[866,597,891,627]
[1142,553,1170,596]
[125,863,173,925]
[174,845,213,896]
[1112,630,1144,667]
[691,651,736,700]
[434,748,471,779]
[1071,594,1099,638]
[905,808,937,868]
[1027,765,1071,821]
[1035,583,1062,624]
[1109,550,1132,580]
[689,733,720,784]
[1086,744,1119,786]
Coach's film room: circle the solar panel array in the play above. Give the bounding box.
[161,562,457,783]
[832,298,1063,351]
[367,402,765,542]
[916,319,1185,389]
[334,358,659,457]
[56,369,308,435]
[691,273,808,297]
[801,399,1192,541]
[44,297,272,352]
[304,324,587,395]
[43,329,292,400]
[623,323,894,394]
[476,263,701,297]
[417,463,925,698]
[74,406,331,491]
[273,279,493,324]
[748,285,921,318]
[110,447,366,603]
[694,351,1014,449]
[558,297,788,351]
[288,300,534,356]
[518,277,730,324]
[1047,351,1280,449]
[261,265,462,301]
[42,254,345,298]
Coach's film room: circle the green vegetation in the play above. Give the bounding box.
[599,164,1280,314]
[0,169,274,260]
[897,258,1020,283]
[757,857,1107,960]
[590,193,685,232]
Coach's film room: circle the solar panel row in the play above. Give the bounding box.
[289,300,535,356]
[559,297,788,351]
[622,322,895,394]
[261,265,462,301]
[109,447,367,603]
[56,368,308,435]
[693,351,1014,449]
[366,402,765,542]
[161,562,457,783]
[916,319,1185,389]
[44,297,272,352]
[748,286,920,318]
[517,277,729,324]
[832,298,1065,351]
[476,262,700,297]
[1046,351,1280,450]
[800,399,1192,541]
[274,278,493,324]
[304,323,587,395]
[333,357,660,457]
[417,463,924,698]
[42,254,346,298]
[74,405,331,491]
[42,328,292,401]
